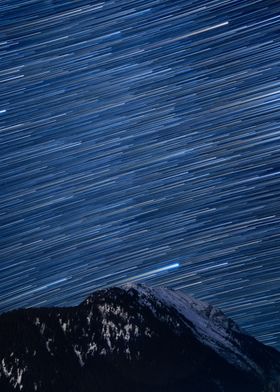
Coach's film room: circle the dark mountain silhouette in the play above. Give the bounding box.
[0,283,279,391]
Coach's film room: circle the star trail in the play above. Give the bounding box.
[0,0,280,350]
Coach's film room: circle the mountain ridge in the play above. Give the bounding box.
[0,283,279,391]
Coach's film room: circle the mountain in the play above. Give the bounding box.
[0,283,279,392]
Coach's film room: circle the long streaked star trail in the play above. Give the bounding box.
[0,0,280,350]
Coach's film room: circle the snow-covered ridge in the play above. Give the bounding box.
[122,282,241,332]
[122,283,262,375]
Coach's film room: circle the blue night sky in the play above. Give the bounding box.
[0,0,280,350]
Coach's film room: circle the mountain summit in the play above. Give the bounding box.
[0,283,279,391]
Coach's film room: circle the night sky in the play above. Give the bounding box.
[1,0,280,350]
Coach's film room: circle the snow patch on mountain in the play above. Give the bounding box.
[0,358,27,391]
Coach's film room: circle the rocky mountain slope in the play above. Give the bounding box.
[0,283,279,391]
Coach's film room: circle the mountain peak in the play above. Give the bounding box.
[0,284,279,392]
[122,282,242,332]
[81,284,278,379]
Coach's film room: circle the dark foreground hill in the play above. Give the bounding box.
[0,283,279,392]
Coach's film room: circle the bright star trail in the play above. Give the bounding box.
[0,0,280,350]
